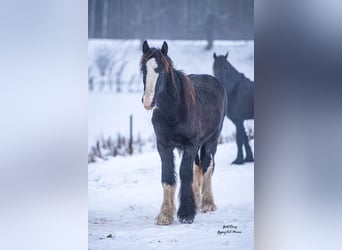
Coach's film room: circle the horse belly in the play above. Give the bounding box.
[229,88,254,120]
[198,102,225,143]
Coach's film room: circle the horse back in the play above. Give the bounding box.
[188,74,226,109]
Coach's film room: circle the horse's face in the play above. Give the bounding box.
[213,52,229,73]
[140,41,168,110]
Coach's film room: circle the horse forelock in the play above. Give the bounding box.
[140,48,173,75]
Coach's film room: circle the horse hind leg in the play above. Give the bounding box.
[192,152,203,211]
[243,124,254,162]
[232,121,244,165]
[201,146,217,213]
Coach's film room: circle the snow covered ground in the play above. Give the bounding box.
[88,39,254,249]
[89,142,254,250]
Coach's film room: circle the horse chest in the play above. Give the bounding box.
[152,115,195,146]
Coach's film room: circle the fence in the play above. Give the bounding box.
[88,114,254,163]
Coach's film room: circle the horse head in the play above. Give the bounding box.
[213,51,229,70]
[140,41,172,110]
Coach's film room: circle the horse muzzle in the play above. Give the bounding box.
[143,99,155,110]
[144,104,154,110]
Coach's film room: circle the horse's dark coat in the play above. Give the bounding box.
[213,52,254,164]
[141,41,226,223]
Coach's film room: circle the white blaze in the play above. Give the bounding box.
[143,58,159,109]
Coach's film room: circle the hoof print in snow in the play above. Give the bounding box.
[201,203,217,213]
[99,233,115,240]
[106,233,114,239]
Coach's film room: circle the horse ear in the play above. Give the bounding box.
[143,40,150,54]
[161,41,168,55]
[224,52,229,59]
[213,52,217,59]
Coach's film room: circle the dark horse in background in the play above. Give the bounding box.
[141,41,226,225]
[213,52,254,165]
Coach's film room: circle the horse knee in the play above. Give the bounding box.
[180,152,195,181]
[179,164,193,182]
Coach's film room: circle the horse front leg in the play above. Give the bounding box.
[177,146,197,224]
[156,141,176,225]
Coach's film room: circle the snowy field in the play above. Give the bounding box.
[88,142,254,250]
[88,39,254,249]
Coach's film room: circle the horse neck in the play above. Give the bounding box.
[224,62,242,93]
[157,69,183,121]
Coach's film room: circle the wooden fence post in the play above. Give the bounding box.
[129,115,133,155]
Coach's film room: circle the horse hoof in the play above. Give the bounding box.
[231,159,244,165]
[244,157,254,163]
[177,211,195,224]
[155,212,174,225]
[178,217,194,224]
[201,203,217,213]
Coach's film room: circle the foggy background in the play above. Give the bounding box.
[88,0,253,41]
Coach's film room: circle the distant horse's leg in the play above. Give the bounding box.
[243,124,254,162]
[232,120,244,165]
[156,141,176,225]
[178,147,197,224]
[201,143,217,213]
[192,152,203,211]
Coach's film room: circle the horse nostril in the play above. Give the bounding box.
[141,97,144,103]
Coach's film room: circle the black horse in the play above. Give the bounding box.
[141,41,226,225]
[213,52,254,165]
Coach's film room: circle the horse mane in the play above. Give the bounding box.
[214,57,245,92]
[176,71,196,109]
[222,59,239,76]
[140,48,196,109]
